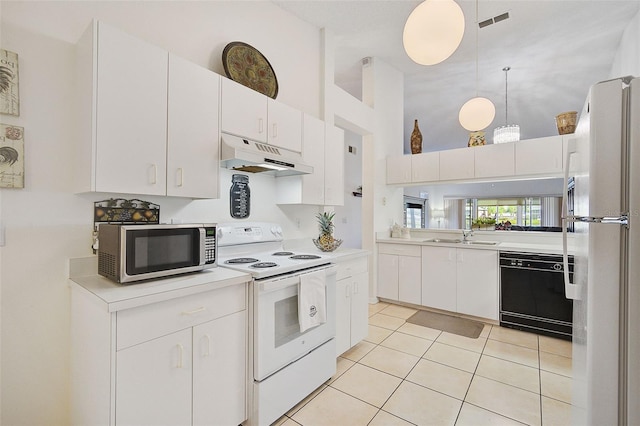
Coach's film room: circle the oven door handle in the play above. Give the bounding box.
[562,138,581,301]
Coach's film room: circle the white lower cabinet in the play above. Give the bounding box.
[116,329,193,425]
[421,246,457,312]
[456,249,499,320]
[377,244,421,305]
[71,280,248,426]
[421,245,498,320]
[335,256,369,357]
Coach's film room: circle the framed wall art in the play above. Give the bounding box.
[0,124,24,188]
[0,49,20,116]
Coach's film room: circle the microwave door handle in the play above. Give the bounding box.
[562,138,580,300]
[199,228,206,266]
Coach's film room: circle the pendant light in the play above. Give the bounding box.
[493,66,520,143]
[403,0,465,66]
[458,0,495,131]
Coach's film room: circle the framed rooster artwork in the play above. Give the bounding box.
[0,124,24,188]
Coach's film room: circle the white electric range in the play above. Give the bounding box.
[217,222,337,426]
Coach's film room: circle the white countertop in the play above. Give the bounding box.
[69,257,251,312]
[376,236,568,255]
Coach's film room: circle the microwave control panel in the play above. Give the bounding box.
[204,226,217,264]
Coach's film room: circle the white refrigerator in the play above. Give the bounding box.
[562,76,639,425]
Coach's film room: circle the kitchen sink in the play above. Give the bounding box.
[461,240,499,246]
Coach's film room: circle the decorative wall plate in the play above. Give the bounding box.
[222,41,278,99]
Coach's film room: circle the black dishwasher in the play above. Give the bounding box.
[499,251,573,341]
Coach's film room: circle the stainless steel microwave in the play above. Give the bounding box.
[97,223,217,283]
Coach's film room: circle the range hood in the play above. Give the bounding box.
[220,133,313,177]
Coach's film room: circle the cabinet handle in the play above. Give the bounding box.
[272,123,278,138]
[202,334,211,357]
[176,344,184,369]
[181,306,206,315]
[177,168,184,187]
[149,164,157,185]
[258,118,264,134]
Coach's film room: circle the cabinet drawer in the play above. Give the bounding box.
[336,257,368,281]
[378,243,421,257]
[117,284,246,350]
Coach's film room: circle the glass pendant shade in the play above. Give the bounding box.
[458,97,496,131]
[493,124,520,143]
[403,0,465,65]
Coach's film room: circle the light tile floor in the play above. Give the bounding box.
[274,302,573,426]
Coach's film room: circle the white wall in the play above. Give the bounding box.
[610,8,640,78]
[0,2,323,424]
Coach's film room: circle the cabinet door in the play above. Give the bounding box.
[325,125,345,206]
[377,253,399,300]
[515,135,563,176]
[456,249,499,320]
[474,143,515,178]
[95,21,168,195]
[350,272,369,347]
[303,114,326,204]
[267,98,302,152]
[335,279,352,356]
[386,155,412,184]
[167,54,220,198]
[411,151,439,182]
[398,256,421,305]
[116,329,192,425]
[221,78,268,142]
[193,310,247,426]
[421,246,457,312]
[439,148,474,181]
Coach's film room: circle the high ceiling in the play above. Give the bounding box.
[274,0,640,152]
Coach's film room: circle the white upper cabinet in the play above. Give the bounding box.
[275,116,345,206]
[77,20,168,196]
[220,78,303,153]
[515,135,564,176]
[220,78,268,142]
[276,114,325,205]
[439,147,475,181]
[411,151,440,182]
[386,155,412,184]
[386,134,565,185]
[325,125,345,206]
[167,54,220,199]
[267,98,303,153]
[474,142,515,178]
[76,21,220,199]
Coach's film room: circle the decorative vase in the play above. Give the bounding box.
[410,119,423,154]
[555,111,577,135]
[468,131,486,147]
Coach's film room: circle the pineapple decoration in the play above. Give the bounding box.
[313,211,343,252]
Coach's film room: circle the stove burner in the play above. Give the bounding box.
[250,262,278,269]
[225,258,260,264]
[290,254,322,260]
[272,251,294,256]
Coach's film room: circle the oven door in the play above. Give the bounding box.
[254,264,337,381]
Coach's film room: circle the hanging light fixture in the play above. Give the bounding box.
[458,0,495,132]
[403,0,465,66]
[493,66,520,143]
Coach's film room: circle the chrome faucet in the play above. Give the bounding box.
[462,229,474,242]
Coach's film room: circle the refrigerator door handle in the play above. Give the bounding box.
[562,138,581,300]
[565,214,629,227]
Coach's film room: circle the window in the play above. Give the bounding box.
[465,197,546,229]
[403,196,427,228]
